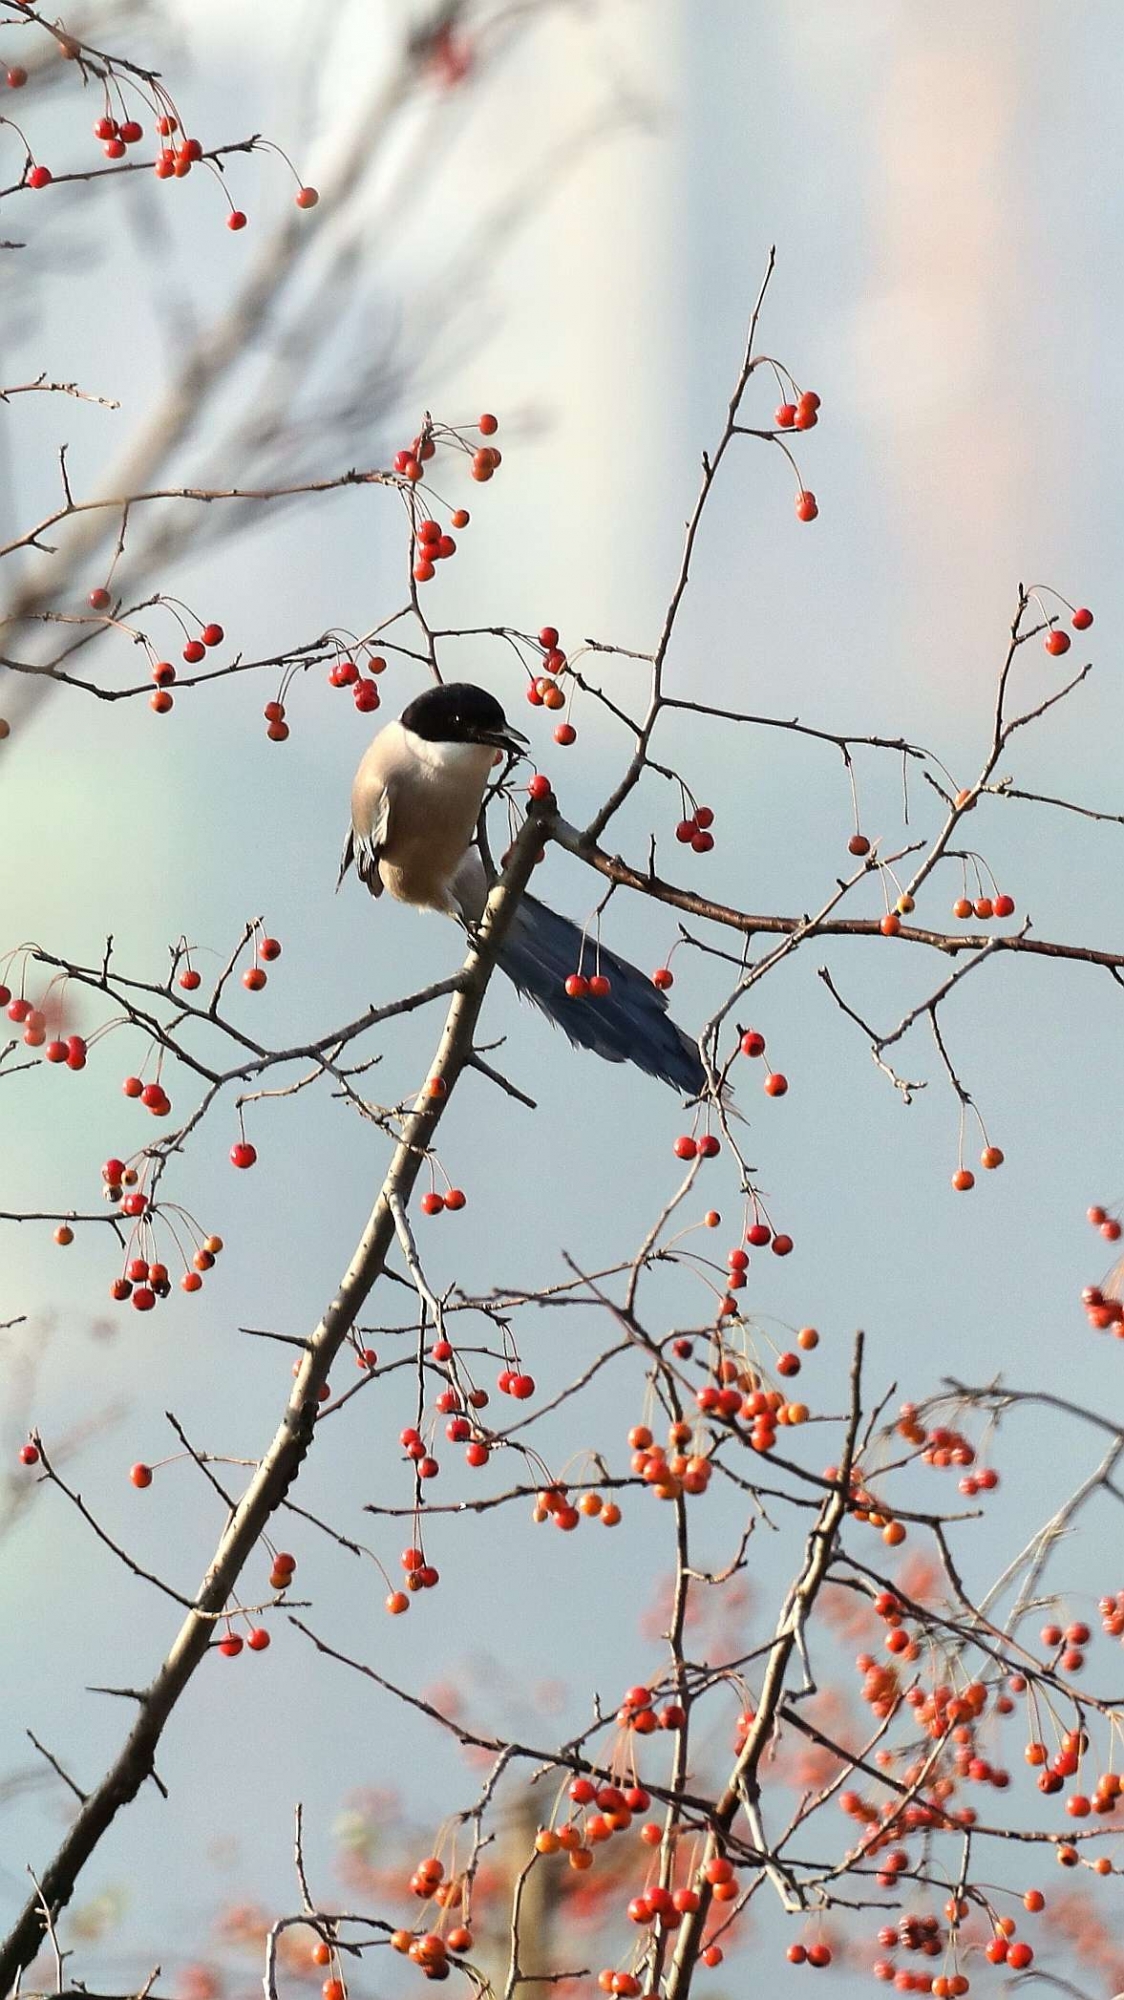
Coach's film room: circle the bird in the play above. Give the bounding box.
[338,681,707,1097]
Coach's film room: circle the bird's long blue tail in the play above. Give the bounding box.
[497,894,707,1098]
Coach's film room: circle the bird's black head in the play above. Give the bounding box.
[400,682,528,755]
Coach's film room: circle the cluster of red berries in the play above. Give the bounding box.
[328,652,387,714]
[393,414,499,490]
[564,969,611,1000]
[674,805,715,853]
[1099,1590,1124,1637]
[496,1364,535,1399]
[122,1069,172,1115]
[951,894,1015,921]
[1043,604,1093,655]
[739,1025,787,1096]
[385,1546,440,1614]
[614,1682,684,1732]
[389,1924,467,1980]
[108,1210,223,1310]
[774,388,822,431]
[143,622,225,712]
[672,1131,720,1161]
[400,1871,474,1966]
[419,1187,466,1216]
[217,1625,271,1657]
[90,109,148,158]
[3,997,88,1071]
[531,1482,622,1529]
[1080,1203,1124,1334]
[1037,1619,1092,1675]
[412,517,466,586]
[524,628,577,743]
[629,1422,714,1498]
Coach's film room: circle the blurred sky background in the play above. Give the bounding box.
[3,0,1124,1991]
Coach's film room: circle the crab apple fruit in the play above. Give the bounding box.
[952,1168,975,1191]
[795,489,818,521]
[420,1192,445,1215]
[652,967,674,989]
[1044,630,1070,656]
[880,912,901,936]
[242,967,267,991]
[182,639,206,663]
[848,833,870,855]
[178,962,201,989]
[218,1634,243,1657]
[87,586,111,610]
[295,186,319,208]
[18,1442,39,1466]
[775,403,797,428]
[28,165,52,189]
[227,210,247,230]
[247,1627,270,1651]
[230,1142,257,1169]
[53,1224,74,1245]
[981,1146,1004,1169]
[772,1233,794,1255]
[1072,606,1093,629]
[764,1072,788,1096]
[6,66,27,86]
[259,937,282,961]
[443,1188,466,1210]
[993,893,1015,917]
[528,774,552,801]
[130,1463,153,1488]
[554,722,577,746]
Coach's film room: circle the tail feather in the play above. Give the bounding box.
[497,895,707,1098]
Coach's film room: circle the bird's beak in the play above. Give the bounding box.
[481,724,529,757]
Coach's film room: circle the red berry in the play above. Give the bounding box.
[354,679,381,711]
[564,974,589,998]
[182,639,206,664]
[774,403,797,428]
[952,1168,975,1192]
[119,120,143,144]
[88,586,111,610]
[444,1188,466,1211]
[259,937,281,961]
[295,187,319,209]
[652,967,673,989]
[795,490,818,521]
[527,773,551,801]
[18,1442,39,1466]
[771,1233,794,1256]
[848,833,870,856]
[218,1633,243,1657]
[1045,630,1070,656]
[201,623,224,647]
[478,413,498,435]
[1072,607,1093,630]
[227,210,247,230]
[673,1135,697,1160]
[588,974,611,997]
[764,1072,787,1097]
[741,1030,766,1058]
[6,67,28,87]
[247,1627,271,1651]
[230,1142,257,1169]
[28,165,52,190]
[130,1463,152,1488]
[554,723,577,746]
[420,1192,445,1216]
